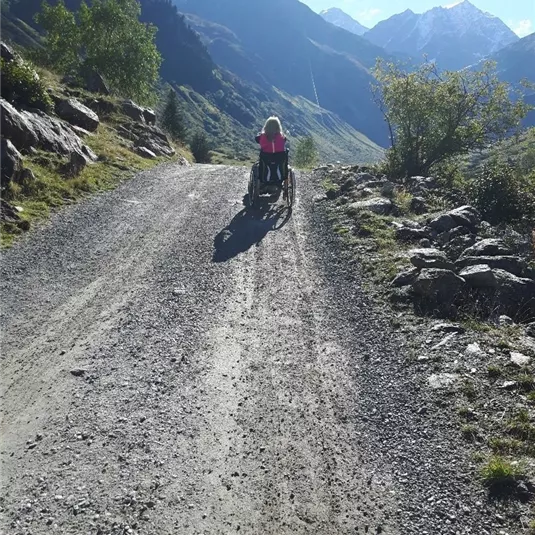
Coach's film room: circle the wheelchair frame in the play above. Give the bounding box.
[248,150,296,209]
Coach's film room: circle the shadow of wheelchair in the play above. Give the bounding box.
[212,195,292,263]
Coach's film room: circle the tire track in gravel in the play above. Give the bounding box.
[1,162,496,535]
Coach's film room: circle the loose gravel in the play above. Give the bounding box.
[0,163,525,534]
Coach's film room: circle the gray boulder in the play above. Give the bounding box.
[410,196,428,214]
[347,198,393,216]
[1,42,15,61]
[429,214,457,233]
[460,239,512,258]
[1,98,39,149]
[459,265,497,288]
[396,227,431,242]
[143,108,156,125]
[456,256,526,277]
[61,152,88,177]
[437,226,471,246]
[448,205,481,228]
[355,172,375,183]
[410,248,454,270]
[122,100,145,123]
[340,177,356,192]
[391,268,419,287]
[56,98,100,132]
[412,268,466,301]
[1,139,23,190]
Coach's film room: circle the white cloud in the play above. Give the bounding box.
[357,8,382,23]
[512,19,533,38]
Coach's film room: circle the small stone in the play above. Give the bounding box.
[501,381,517,390]
[510,351,531,367]
[498,315,514,326]
[465,343,485,357]
[431,323,466,334]
[70,368,86,377]
[428,373,460,389]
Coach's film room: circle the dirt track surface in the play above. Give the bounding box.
[0,164,511,534]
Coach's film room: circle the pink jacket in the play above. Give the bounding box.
[256,133,286,153]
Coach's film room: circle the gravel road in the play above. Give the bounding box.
[0,163,512,534]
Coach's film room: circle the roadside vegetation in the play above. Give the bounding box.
[319,58,535,530]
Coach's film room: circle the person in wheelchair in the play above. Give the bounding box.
[255,116,289,198]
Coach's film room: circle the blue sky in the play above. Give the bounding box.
[300,0,535,37]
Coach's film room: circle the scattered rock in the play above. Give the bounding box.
[410,249,454,270]
[325,188,338,200]
[346,198,393,216]
[459,265,497,288]
[412,268,465,301]
[465,343,485,357]
[56,98,100,132]
[428,373,460,390]
[460,239,512,258]
[380,181,395,197]
[61,152,88,177]
[70,369,86,377]
[410,196,428,215]
[431,323,466,334]
[498,315,514,326]
[135,146,157,159]
[526,323,535,338]
[340,177,356,192]
[1,138,23,189]
[395,226,431,242]
[447,206,481,228]
[510,351,531,367]
[455,256,526,277]
[122,100,146,123]
[429,214,457,233]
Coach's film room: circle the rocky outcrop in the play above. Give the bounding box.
[410,249,454,270]
[122,100,146,123]
[56,98,100,132]
[1,139,23,190]
[460,239,512,258]
[1,98,97,163]
[117,121,175,158]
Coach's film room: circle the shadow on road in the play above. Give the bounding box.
[212,195,291,263]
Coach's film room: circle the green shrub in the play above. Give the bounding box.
[0,57,53,111]
[190,131,211,163]
[466,159,535,228]
[293,136,319,169]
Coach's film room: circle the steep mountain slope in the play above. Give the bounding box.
[364,0,518,70]
[320,7,368,36]
[480,33,535,127]
[2,0,382,163]
[174,0,392,146]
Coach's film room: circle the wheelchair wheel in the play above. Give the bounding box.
[248,166,259,207]
[286,168,296,208]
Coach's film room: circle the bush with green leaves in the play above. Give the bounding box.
[293,136,319,169]
[373,60,529,178]
[0,57,53,111]
[466,159,535,228]
[35,0,161,104]
[161,88,186,142]
[190,132,211,163]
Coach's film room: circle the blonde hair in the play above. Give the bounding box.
[262,116,283,141]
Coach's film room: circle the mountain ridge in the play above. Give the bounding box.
[364,0,519,70]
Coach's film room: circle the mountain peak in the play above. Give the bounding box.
[320,7,369,36]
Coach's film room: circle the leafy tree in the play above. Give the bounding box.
[373,60,529,178]
[35,0,161,103]
[293,136,319,169]
[34,0,79,71]
[190,131,211,163]
[161,88,186,141]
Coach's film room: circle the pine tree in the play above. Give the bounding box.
[161,88,186,141]
[190,131,211,163]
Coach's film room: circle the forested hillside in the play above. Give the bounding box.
[2,0,383,163]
